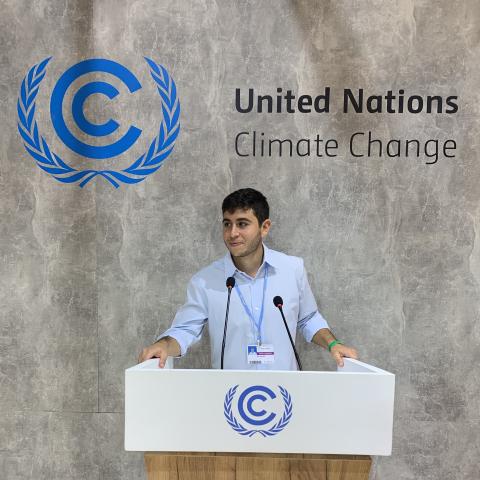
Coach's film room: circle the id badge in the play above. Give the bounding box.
[247,344,275,364]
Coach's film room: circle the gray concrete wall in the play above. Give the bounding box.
[1,1,479,478]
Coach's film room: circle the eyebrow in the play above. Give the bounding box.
[222,217,252,222]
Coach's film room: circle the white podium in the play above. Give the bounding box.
[125,358,394,457]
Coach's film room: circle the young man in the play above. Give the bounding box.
[139,188,357,369]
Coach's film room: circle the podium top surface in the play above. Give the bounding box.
[126,357,394,376]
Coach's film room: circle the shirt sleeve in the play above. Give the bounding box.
[155,274,208,356]
[296,260,329,342]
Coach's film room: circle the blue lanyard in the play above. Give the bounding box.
[235,264,269,345]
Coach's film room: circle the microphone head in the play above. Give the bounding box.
[226,276,236,289]
[273,296,283,308]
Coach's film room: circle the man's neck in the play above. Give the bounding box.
[232,244,264,278]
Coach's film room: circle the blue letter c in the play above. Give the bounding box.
[50,58,142,159]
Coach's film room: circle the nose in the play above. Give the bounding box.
[229,224,240,238]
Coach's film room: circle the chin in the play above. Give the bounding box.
[229,248,248,258]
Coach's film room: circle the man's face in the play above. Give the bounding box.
[222,208,271,258]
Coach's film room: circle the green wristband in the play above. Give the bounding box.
[328,339,343,352]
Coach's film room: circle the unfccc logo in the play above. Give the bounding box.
[17,57,180,187]
[224,385,293,437]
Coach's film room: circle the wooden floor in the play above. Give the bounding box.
[144,452,372,480]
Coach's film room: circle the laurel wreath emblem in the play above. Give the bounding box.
[17,57,180,187]
[224,385,293,437]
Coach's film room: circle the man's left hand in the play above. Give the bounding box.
[330,344,358,367]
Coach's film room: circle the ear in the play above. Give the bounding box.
[261,219,271,238]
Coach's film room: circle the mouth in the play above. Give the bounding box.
[229,242,243,247]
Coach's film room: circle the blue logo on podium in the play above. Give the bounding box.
[17,57,180,187]
[224,385,293,437]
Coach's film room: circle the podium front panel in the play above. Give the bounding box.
[125,358,394,455]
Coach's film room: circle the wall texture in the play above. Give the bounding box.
[1,1,479,479]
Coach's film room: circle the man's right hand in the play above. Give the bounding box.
[138,338,177,368]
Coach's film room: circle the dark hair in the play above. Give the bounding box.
[222,188,269,225]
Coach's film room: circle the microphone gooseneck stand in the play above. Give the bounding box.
[273,295,303,371]
[221,277,236,369]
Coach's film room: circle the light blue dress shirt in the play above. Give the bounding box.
[157,244,329,370]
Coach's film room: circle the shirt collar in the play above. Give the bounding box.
[223,243,278,280]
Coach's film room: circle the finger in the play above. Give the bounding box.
[343,347,358,359]
[158,350,168,368]
[139,346,159,364]
[334,351,344,368]
[339,347,358,360]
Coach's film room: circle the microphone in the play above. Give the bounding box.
[273,296,303,371]
[221,277,236,369]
